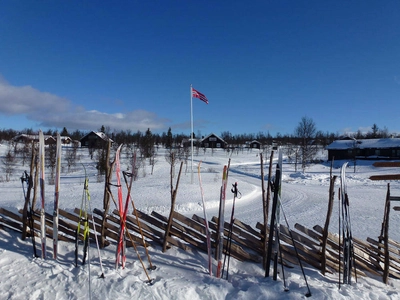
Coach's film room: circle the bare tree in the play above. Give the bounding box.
[129,150,140,181]
[46,142,57,185]
[349,138,361,173]
[294,116,318,172]
[182,145,190,174]
[165,148,179,178]
[149,148,157,175]
[19,140,32,167]
[285,143,301,172]
[2,144,16,182]
[65,144,79,173]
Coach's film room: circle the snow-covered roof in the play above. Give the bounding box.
[201,133,227,143]
[326,138,400,150]
[81,131,113,142]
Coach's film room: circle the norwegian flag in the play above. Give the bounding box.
[192,88,209,104]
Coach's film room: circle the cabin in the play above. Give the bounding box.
[80,131,113,148]
[248,140,261,149]
[181,138,201,148]
[13,134,71,145]
[326,138,400,161]
[200,133,227,149]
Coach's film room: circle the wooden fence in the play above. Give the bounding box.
[1,205,400,284]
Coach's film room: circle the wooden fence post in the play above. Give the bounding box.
[163,161,183,252]
[321,175,337,275]
[100,141,112,248]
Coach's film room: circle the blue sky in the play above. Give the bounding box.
[0,1,399,137]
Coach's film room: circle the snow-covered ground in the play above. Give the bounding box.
[1,144,400,299]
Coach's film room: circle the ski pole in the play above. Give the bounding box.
[21,171,38,257]
[222,182,241,280]
[107,184,154,284]
[278,237,288,292]
[83,168,105,278]
[198,161,213,276]
[123,170,156,271]
[281,203,312,297]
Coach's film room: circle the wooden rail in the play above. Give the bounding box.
[1,206,400,283]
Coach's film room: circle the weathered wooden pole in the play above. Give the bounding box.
[100,140,113,248]
[321,175,337,275]
[163,161,184,252]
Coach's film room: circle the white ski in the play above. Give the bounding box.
[198,161,212,276]
[53,133,62,259]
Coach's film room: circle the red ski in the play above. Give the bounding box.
[114,145,126,269]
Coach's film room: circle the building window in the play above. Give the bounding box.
[216,143,221,148]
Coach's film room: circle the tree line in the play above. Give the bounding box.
[0,121,395,148]
[0,118,397,181]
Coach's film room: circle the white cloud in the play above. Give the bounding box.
[40,109,169,132]
[0,75,169,132]
[0,77,70,115]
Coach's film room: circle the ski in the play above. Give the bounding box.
[107,183,154,284]
[124,152,156,271]
[76,164,90,266]
[114,144,126,269]
[340,162,354,285]
[273,149,283,280]
[38,130,46,259]
[265,148,282,278]
[119,167,132,270]
[84,167,105,278]
[216,160,230,278]
[198,161,212,276]
[21,171,38,257]
[53,133,62,259]
[81,176,90,265]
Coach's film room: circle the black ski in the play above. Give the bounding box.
[21,171,38,258]
[340,162,355,285]
[265,161,281,278]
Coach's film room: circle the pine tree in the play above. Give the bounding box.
[165,127,173,149]
[140,128,154,158]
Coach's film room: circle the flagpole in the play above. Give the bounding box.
[190,84,194,184]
